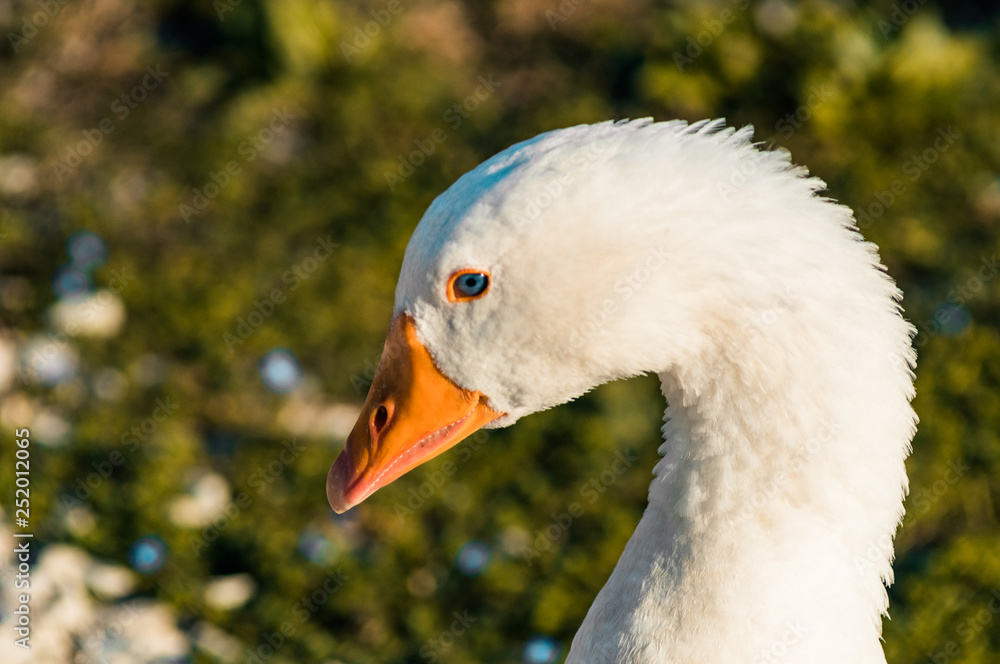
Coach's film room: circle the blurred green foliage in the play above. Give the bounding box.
[0,0,999,662]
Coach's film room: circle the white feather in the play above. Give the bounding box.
[395,119,918,664]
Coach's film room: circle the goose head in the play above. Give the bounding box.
[327,121,701,512]
[327,118,843,513]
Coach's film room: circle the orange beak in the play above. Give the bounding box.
[327,314,503,513]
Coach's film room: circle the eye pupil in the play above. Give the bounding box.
[453,272,488,299]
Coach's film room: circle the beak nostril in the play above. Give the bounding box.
[371,404,390,438]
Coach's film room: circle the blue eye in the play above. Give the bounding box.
[450,271,490,301]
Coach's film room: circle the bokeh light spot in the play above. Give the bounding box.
[935,303,971,337]
[53,266,90,299]
[23,335,78,386]
[457,540,490,576]
[298,530,334,563]
[259,349,303,393]
[68,230,108,270]
[128,535,167,574]
[523,635,561,664]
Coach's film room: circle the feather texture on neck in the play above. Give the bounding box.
[389,119,917,664]
[566,171,917,661]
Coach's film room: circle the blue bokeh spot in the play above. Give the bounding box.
[457,540,490,576]
[259,349,303,393]
[68,230,108,271]
[53,266,90,299]
[523,635,561,664]
[128,535,167,574]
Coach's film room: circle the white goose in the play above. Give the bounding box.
[327,119,917,664]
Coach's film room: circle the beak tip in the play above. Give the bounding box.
[326,454,353,513]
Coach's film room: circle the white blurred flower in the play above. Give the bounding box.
[21,334,78,385]
[168,472,232,528]
[203,574,257,611]
[0,392,35,429]
[33,408,70,447]
[0,541,192,663]
[0,154,40,198]
[49,290,126,338]
[64,506,97,537]
[87,563,136,601]
[192,621,244,660]
[119,603,189,660]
